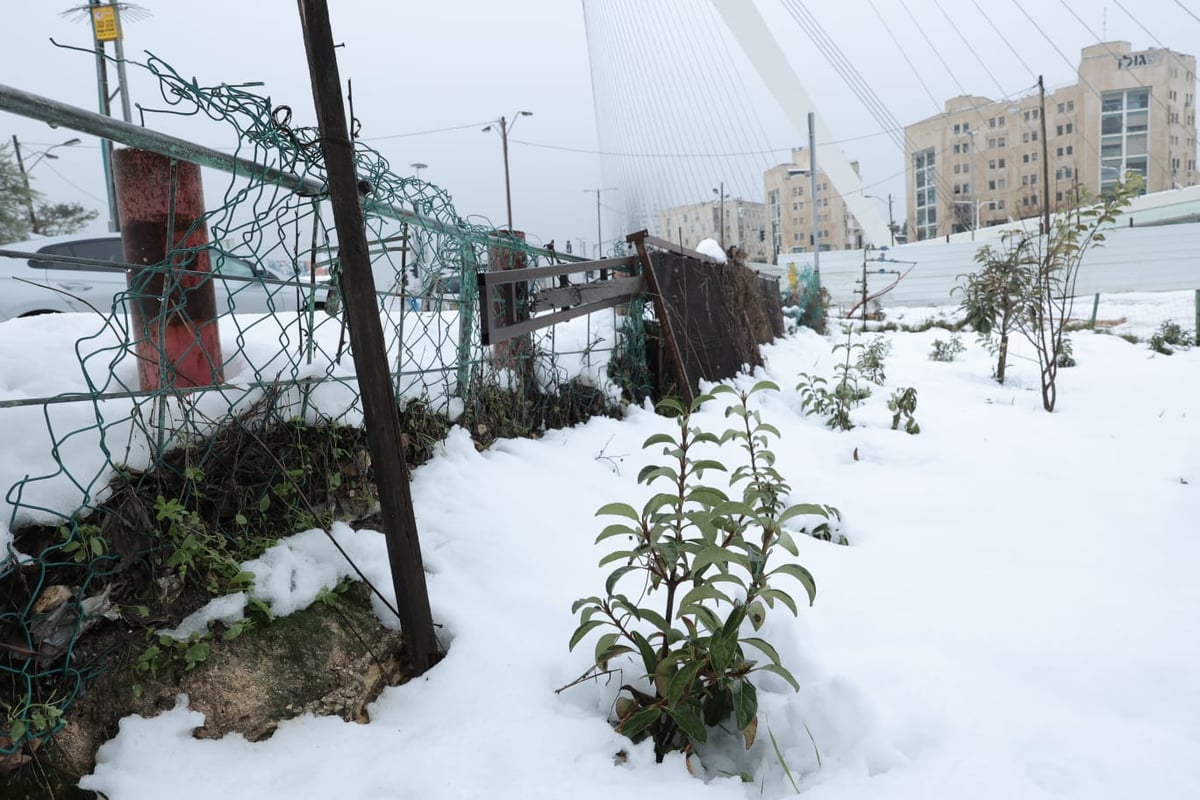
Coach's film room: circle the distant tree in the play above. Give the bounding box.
[0,142,35,243]
[0,141,98,241]
[34,202,99,236]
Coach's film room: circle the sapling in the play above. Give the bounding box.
[568,383,836,762]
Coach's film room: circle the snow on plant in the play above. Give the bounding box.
[568,382,835,763]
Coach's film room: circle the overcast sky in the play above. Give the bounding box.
[2,1,1196,252]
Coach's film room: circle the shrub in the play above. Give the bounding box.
[1148,321,1194,355]
[569,383,835,762]
[929,334,966,362]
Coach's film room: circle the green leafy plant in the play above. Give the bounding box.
[961,176,1140,409]
[569,383,835,763]
[887,387,920,434]
[1056,335,1076,367]
[929,333,966,363]
[1148,320,1194,355]
[58,522,107,564]
[855,336,891,385]
[796,328,873,431]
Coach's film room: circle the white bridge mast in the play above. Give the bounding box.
[709,0,892,247]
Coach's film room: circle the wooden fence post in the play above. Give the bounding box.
[297,0,440,673]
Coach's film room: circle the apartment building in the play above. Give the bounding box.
[656,197,770,262]
[904,41,1198,241]
[763,148,867,260]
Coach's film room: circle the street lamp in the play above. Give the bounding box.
[482,111,533,232]
[410,162,427,180]
[10,135,82,235]
[864,193,896,246]
[583,187,616,260]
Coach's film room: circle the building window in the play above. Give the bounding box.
[914,148,937,240]
[1100,88,1151,190]
[997,200,1006,209]
[997,137,1006,148]
[998,157,1006,168]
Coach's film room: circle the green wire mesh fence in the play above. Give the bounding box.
[0,52,649,756]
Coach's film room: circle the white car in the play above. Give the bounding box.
[0,233,325,322]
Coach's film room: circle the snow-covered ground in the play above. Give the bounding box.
[2,292,1198,798]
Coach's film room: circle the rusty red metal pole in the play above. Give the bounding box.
[114,148,224,391]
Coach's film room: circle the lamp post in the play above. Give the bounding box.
[10,135,82,235]
[952,199,984,239]
[410,161,427,180]
[482,111,533,232]
[583,187,616,259]
[712,183,729,251]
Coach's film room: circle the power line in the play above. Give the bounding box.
[1174,0,1200,26]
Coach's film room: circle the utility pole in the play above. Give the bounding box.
[713,182,727,251]
[10,136,37,234]
[1038,75,1052,235]
[583,187,616,258]
[887,194,896,246]
[83,0,137,231]
[483,112,532,232]
[808,111,820,283]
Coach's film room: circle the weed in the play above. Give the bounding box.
[929,334,966,362]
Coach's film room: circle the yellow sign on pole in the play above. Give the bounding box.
[91,5,121,43]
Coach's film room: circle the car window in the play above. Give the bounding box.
[212,255,255,279]
[70,239,124,264]
[32,239,123,271]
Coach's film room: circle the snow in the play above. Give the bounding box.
[697,238,728,262]
[0,294,1197,798]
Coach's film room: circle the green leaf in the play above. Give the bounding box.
[732,678,758,731]
[759,587,799,615]
[569,619,606,651]
[642,432,677,448]
[689,459,728,476]
[691,545,735,573]
[596,523,637,543]
[778,503,833,524]
[604,564,637,596]
[741,636,783,666]
[686,486,729,507]
[678,582,732,610]
[768,563,817,606]
[667,659,706,708]
[595,502,640,522]
[617,705,661,739]
[668,703,708,744]
[571,596,602,614]
[598,549,637,567]
[630,630,658,675]
[633,606,671,634]
[593,631,620,665]
[758,662,801,692]
[637,465,678,485]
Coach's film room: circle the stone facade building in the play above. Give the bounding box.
[904,41,1197,240]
